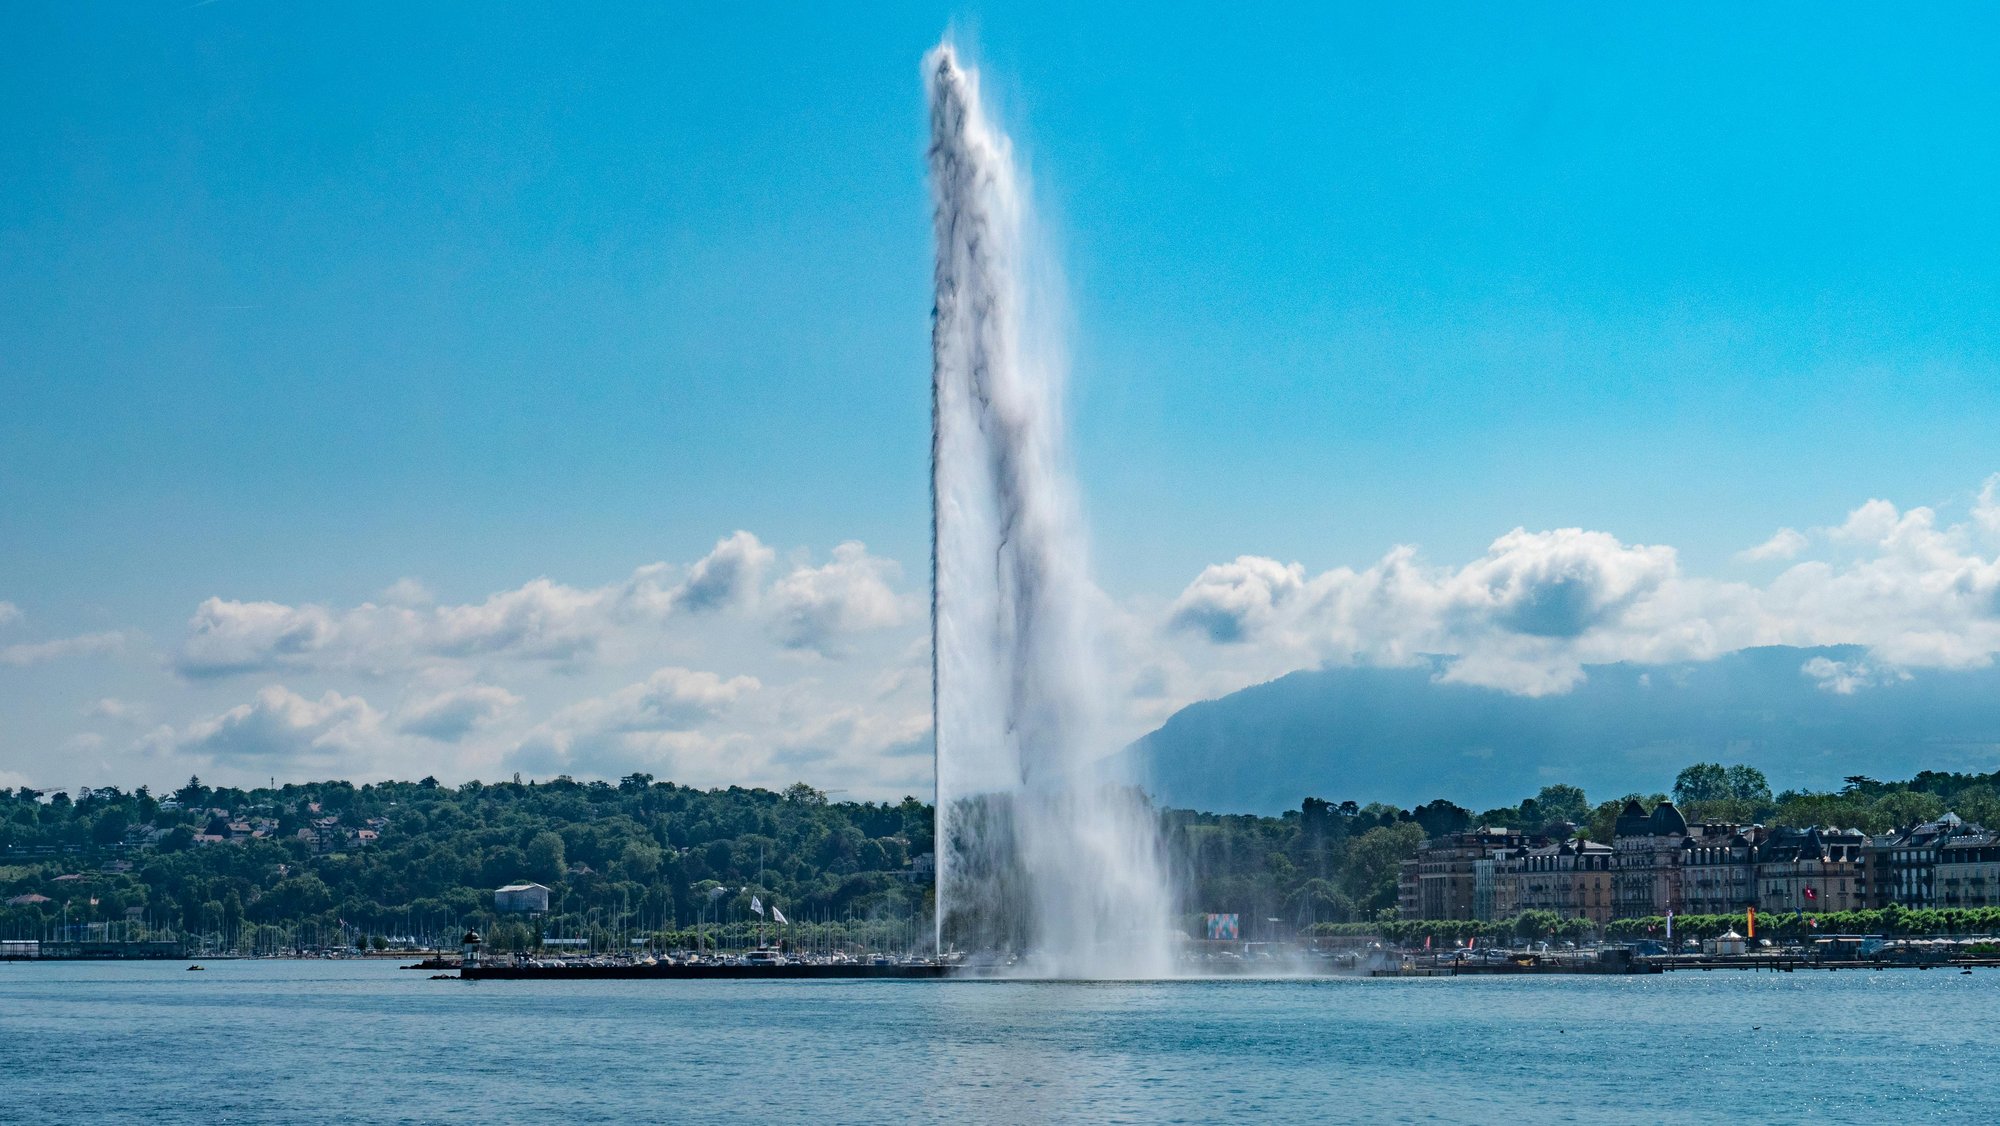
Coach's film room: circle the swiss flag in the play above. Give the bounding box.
[1803,887,1817,900]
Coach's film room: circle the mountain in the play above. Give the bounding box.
[1128,646,2000,815]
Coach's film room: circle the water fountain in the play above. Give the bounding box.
[925,41,1176,978]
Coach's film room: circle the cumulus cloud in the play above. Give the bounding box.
[1165,527,1676,694]
[673,530,775,612]
[0,631,127,667]
[396,684,521,742]
[769,542,911,654]
[153,686,385,769]
[21,479,2000,793]
[511,666,761,778]
[1168,556,1305,643]
[1977,475,2000,540]
[1738,527,1809,563]
[174,533,781,678]
[1162,481,2000,699]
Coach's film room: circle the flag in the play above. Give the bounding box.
[1423,935,1431,950]
[1803,886,1817,901]
[771,906,787,925]
[750,896,764,918]
[1746,906,1756,938]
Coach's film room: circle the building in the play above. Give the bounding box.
[1404,828,1530,921]
[1499,838,1616,925]
[1753,826,1869,914]
[494,882,551,914]
[1681,827,1758,916]
[1611,800,1691,918]
[1874,814,1981,909]
[1936,828,2000,908]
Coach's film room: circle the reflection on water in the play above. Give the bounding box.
[2,961,1995,1123]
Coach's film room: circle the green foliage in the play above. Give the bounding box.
[0,778,935,950]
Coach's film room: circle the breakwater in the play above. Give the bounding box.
[460,961,947,981]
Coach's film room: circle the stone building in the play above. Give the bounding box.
[1401,828,1530,921]
[1753,826,1869,915]
[1874,814,1979,909]
[1611,800,1690,918]
[1680,827,1758,916]
[1935,828,2000,909]
[1498,838,1615,925]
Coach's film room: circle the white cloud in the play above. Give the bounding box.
[0,602,19,628]
[1168,556,1306,643]
[511,666,762,778]
[769,542,911,654]
[1801,656,1911,695]
[1164,528,1675,695]
[174,533,781,678]
[1975,474,2000,541]
[1163,480,2000,700]
[1738,527,1809,563]
[0,631,127,667]
[673,530,775,613]
[17,477,2000,795]
[396,684,521,742]
[87,697,140,724]
[153,686,386,769]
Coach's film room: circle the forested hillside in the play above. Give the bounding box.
[5,763,2000,952]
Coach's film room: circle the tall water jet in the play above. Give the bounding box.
[925,41,1175,978]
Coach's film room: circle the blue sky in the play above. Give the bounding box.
[5,3,2000,795]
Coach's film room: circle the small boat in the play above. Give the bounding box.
[186,964,206,971]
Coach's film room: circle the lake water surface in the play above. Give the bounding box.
[2,959,1993,1123]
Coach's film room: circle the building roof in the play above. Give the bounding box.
[1614,800,1650,837]
[1648,801,1689,836]
[494,882,550,893]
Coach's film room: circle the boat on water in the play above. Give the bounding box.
[186,964,205,971]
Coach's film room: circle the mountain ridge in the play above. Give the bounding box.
[1128,645,2000,814]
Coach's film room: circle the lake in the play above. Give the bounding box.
[1,960,1992,1123]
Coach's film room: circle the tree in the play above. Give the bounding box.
[1533,785,1589,827]
[1725,765,1773,804]
[1340,822,1424,912]
[783,783,828,807]
[526,831,567,884]
[91,808,131,846]
[1673,763,1732,805]
[1947,785,2000,829]
[1874,790,1944,832]
[620,841,662,882]
[1411,800,1470,838]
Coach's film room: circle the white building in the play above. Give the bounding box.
[494,882,551,914]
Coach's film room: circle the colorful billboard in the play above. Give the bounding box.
[1205,913,1239,941]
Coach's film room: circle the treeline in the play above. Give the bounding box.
[1602,906,2000,942]
[5,762,2000,950]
